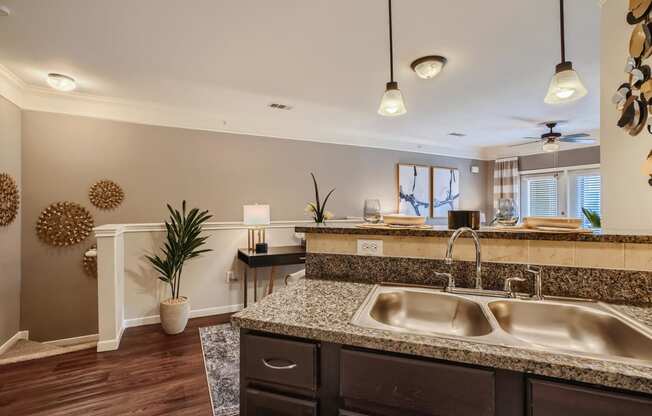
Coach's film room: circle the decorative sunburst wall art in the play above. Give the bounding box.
[36,202,94,246]
[0,172,19,226]
[83,243,97,278]
[89,179,124,210]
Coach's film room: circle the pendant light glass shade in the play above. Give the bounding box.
[378,81,407,116]
[545,0,587,104]
[544,62,588,104]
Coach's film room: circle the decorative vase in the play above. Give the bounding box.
[159,296,190,334]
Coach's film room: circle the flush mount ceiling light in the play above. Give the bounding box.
[411,55,447,79]
[544,0,588,104]
[0,6,10,16]
[378,0,406,117]
[47,73,76,92]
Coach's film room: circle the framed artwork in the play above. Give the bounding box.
[397,164,431,217]
[432,167,460,217]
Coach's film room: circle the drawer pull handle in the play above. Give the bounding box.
[299,257,306,261]
[261,358,297,370]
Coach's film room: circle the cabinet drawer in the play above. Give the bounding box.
[244,388,317,416]
[243,334,317,391]
[340,349,495,416]
[528,379,652,416]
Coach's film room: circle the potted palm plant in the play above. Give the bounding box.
[305,173,335,223]
[146,201,212,334]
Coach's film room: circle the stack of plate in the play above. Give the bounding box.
[522,216,584,232]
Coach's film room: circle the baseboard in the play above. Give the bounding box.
[0,330,29,355]
[96,325,124,352]
[123,304,243,328]
[44,333,99,347]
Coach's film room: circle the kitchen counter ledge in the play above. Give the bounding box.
[296,223,652,244]
[232,278,652,394]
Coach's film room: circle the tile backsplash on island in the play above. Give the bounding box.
[305,232,652,271]
[300,226,652,306]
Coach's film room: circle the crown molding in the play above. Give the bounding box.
[0,65,488,159]
[0,64,25,107]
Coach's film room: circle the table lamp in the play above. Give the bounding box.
[243,204,270,253]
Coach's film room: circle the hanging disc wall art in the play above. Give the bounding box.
[0,173,19,226]
[36,202,94,246]
[89,179,124,210]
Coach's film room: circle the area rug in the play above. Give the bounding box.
[199,324,240,416]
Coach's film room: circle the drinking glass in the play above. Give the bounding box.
[363,199,382,223]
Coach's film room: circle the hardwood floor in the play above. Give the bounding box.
[0,314,232,416]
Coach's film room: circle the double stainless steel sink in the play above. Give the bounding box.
[351,284,652,363]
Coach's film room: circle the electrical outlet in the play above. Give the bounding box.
[357,239,383,256]
[226,270,236,282]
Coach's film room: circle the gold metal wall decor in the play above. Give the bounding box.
[0,172,19,226]
[36,202,94,246]
[83,244,97,278]
[89,179,124,210]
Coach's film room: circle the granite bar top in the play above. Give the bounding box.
[232,278,652,394]
[296,223,652,244]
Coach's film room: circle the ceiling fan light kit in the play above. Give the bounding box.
[510,121,594,153]
[544,0,588,104]
[542,139,561,153]
[411,55,447,79]
[378,0,407,117]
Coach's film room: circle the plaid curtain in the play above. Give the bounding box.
[493,157,520,216]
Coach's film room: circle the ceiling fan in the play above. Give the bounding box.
[510,122,595,152]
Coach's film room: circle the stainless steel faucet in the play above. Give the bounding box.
[503,276,526,298]
[444,227,482,290]
[526,265,544,300]
[433,272,456,291]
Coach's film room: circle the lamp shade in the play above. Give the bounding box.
[378,82,407,116]
[243,204,270,226]
[544,63,588,104]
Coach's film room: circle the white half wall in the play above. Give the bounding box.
[95,219,357,351]
[601,0,652,231]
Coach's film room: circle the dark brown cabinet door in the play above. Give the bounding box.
[244,388,317,416]
[528,379,652,416]
[340,349,495,416]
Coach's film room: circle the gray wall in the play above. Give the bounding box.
[518,146,600,172]
[0,96,21,346]
[21,110,491,341]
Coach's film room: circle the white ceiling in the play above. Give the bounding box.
[0,0,601,159]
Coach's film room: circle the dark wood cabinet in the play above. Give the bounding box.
[240,329,652,416]
[527,379,652,416]
[340,348,495,416]
[245,388,317,416]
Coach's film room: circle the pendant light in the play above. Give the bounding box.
[544,0,587,104]
[378,0,406,116]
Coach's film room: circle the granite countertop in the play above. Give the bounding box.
[232,278,652,394]
[296,223,652,244]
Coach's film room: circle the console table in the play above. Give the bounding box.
[237,245,306,307]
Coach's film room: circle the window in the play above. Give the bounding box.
[523,175,559,217]
[520,167,601,226]
[569,170,601,228]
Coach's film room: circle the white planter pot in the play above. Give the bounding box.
[160,297,190,334]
